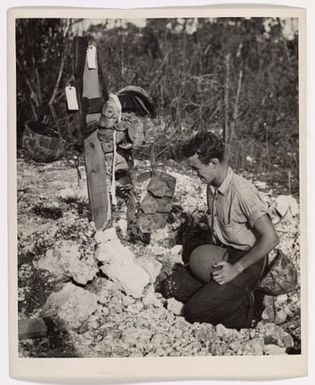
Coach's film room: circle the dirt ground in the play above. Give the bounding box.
[17,155,301,357]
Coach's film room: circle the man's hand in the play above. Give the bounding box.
[212,215,279,286]
[212,261,240,285]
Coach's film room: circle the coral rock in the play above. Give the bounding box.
[41,282,98,330]
[275,309,288,325]
[86,277,119,305]
[238,338,265,356]
[35,240,98,285]
[137,256,162,282]
[167,298,183,315]
[95,228,150,298]
[210,341,228,355]
[127,302,144,313]
[257,322,294,349]
[261,296,276,322]
[264,344,286,355]
[137,213,168,233]
[142,286,159,306]
[140,193,172,214]
[147,173,176,198]
[150,226,176,248]
[215,324,238,340]
[170,245,183,255]
[122,295,136,307]
[275,195,299,218]
[116,218,128,238]
[229,340,242,353]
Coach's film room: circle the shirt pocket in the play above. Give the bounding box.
[215,203,232,226]
[219,219,244,244]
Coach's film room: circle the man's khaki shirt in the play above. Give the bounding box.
[206,167,268,250]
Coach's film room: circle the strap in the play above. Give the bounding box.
[81,97,104,115]
[111,130,117,206]
[254,254,269,289]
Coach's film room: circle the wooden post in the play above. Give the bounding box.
[74,37,110,229]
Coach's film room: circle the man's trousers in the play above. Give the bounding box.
[160,246,266,329]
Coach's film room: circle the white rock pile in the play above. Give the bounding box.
[19,160,301,357]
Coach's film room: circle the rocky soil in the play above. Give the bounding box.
[17,156,301,357]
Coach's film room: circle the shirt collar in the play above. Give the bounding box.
[217,166,234,196]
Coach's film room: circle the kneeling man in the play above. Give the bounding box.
[179,131,279,329]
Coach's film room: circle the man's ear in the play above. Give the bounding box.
[209,158,219,168]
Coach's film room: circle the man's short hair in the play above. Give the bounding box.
[183,131,225,164]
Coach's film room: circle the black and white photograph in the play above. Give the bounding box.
[11,7,305,370]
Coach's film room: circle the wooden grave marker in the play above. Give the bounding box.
[74,37,110,229]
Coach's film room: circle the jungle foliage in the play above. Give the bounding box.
[16,17,299,192]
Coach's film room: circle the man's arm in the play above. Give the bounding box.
[233,214,279,272]
[213,214,279,285]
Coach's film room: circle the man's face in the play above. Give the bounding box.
[188,154,217,184]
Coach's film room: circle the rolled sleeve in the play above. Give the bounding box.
[247,207,268,228]
[237,186,268,228]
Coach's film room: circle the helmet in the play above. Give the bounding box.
[189,244,228,283]
[22,120,67,163]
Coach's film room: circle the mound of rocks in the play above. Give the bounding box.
[19,159,301,358]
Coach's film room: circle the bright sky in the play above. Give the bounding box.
[81,18,146,31]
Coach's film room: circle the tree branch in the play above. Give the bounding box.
[49,44,71,108]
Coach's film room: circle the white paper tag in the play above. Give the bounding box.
[87,45,97,69]
[65,86,79,110]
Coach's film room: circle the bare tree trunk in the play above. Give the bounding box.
[120,19,125,78]
[230,67,243,139]
[48,20,75,120]
[48,44,71,120]
[150,146,156,173]
[277,18,290,63]
[24,77,40,107]
[224,53,231,145]
[31,55,42,105]
[149,48,170,94]
[29,101,38,121]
